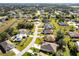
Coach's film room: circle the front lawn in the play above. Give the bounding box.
[0,51,15,56]
[63,45,70,56]
[35,38,44,45]
[13,37,32,51]
[22,52,33,56]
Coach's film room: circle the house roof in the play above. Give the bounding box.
[44,23,53,30]
[44,35,55,42]
[19,29,27,34]
[58,22,68,26]
[76,41,79,46]
[0,40,14,51]
[68,32,79,38]
[43,19,50,23]
[42,29,53,34]
[41,42,58,52]
[33,16,38,19]
[14,33,27,41]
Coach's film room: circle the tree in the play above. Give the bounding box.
[58,18,64,22]
[56,30,64,41]
[17,22,34,30]
[56,30,65,49]
[6,27,19,36]
[0,32,8,42]
[68,42,78,56]
[6,28,14,36]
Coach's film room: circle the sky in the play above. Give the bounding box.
[0,0,79,3]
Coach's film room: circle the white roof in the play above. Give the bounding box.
[76,41,79,46]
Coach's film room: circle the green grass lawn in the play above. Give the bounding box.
[50,18,70,34]
[63,45,70,56]
[63,36,71,44]
[35,38,44,45]
[13,37,32,51]
[22,52,33,56]
[77,52,79,56]
[30,47,39,52]
[38,28,43,32]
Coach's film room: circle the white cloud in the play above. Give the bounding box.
[0,0,79,3]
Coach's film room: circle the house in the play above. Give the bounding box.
[64,18,70,22]
[42,23,53,34]
[68,32,79,38]
[14,33,27,42]
[44,35,55,42]
[67,21,78,28]
[0,40,14,53]
[51,15,56,18]
[58,22,68,26]
[19,29,27,34]
[42,19,50,23]
[12,29,27,42]
[33,16,39,21]
[76,41,79,51]
[42,29,53,34]
[43,23,53,30]
[41,42,58,52]
[14,34,22,42]
[0,16,8,22]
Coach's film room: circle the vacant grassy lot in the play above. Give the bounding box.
[0,19,17,33]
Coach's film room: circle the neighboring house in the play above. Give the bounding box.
[41,42,58,52]
[42,19,50,23]
[33,16,39,21]
[76,41,79,51]
[0,40,14,53]
[42,23,53,34]
[58,22,68,26]
[68,32,79,38]
[67,21,78,28]
[44,35,55,42]
[19,29,27,34]
[42,29,53,34]
[64,18,70,22]
[51,15,56,18]
[0,16,8,22]
[43,23,53,30]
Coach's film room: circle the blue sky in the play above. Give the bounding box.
[0,0,79,3]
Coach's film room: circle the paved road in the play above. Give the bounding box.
[11,48,20,55]
[16,22,40,56]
